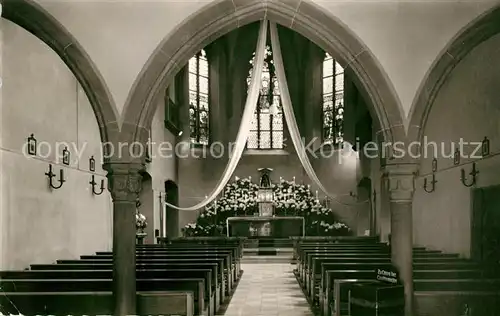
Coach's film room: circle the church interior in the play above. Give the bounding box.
[1,0,500,315]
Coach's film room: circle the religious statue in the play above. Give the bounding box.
[258,168,273,188]
[260,173,271,188]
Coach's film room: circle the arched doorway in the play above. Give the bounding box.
[138,172,154,243]
[165,180,179,238]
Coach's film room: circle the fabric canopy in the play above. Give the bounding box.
[164,20,268,210]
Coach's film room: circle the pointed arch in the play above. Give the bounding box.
[408,5,500,143]
[121,0,405,151]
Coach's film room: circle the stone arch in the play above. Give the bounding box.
[408,5,500,144]
[122,0,405,151]
[2,0,119,143]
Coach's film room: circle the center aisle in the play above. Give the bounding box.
[222,264,314,316]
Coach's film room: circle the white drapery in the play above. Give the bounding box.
[269,22,366,208]
[164,20,268,211]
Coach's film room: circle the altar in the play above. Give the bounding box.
[225,168,305,238]
[226,216,305,237]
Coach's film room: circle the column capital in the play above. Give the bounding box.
[104,162,144,202]
[383,163,418,203]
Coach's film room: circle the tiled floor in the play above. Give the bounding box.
[222,264,314,316]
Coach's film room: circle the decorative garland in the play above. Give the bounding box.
[183,177,350,237]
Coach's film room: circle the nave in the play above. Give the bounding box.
[2,235,499,316]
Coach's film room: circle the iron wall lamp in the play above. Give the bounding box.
[89,156,95,172]
[27,134,37,155]
[45,164,65,189]
[424,157,438,193]
[62,147,70,165]
[432,157,438,173]
[482,137,490,157]
[89,175,105,195]
[453,148,460,165]
[461,162,478,187]
[423,174,437,193]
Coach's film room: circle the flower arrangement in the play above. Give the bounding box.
[136,212,147,231]
[182,177,351,237]
[135,200,147,232]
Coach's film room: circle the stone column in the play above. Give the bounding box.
[106,163,143,316]
[385,163,417,316]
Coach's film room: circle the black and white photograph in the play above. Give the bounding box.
[0,0,500,315]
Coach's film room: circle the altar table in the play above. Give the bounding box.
[226,216,305,237]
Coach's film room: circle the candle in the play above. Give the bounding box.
[315,190,319,199]
[60,168,64,179]
[280,176,283,182]
[293,176,295,184]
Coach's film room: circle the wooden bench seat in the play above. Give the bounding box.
[320,269,491,316]
[0,278,207,315]
[305,255,470,295]
[57,255,234,294]
[308,259,479,300]
[1,268,218,316]
[0,291,195,316]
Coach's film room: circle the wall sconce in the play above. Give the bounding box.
[423,174,437,193]
[453,148,460,165]
[89,175,105,195]
[45,164,65,189]
[423,158,438,193]
[482,137,490,157]
[432,157,438,172]
[27,134,37,155]
[89,156,95,172]
[460,162,478,187]
[62,147,70,165]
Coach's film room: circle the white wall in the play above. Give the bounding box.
[0,19,112,269]
[145,88,178,240]
[413,33,500,257]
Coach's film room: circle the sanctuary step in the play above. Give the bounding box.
[242,238,295,257]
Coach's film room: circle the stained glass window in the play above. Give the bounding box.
[246,45,284,150]
[189,50,209,145]
[322,53,344,146]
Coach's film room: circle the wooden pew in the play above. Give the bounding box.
[32,259,228,302]
[301,250,458,289]
[58,255,234,295]
[308,258,476,301]
[1,268,218,316]
[0,291,195,316]
[131,245,242,282]
[0,278,207,316]
[320,269,487,316]
[307,253,464,291]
